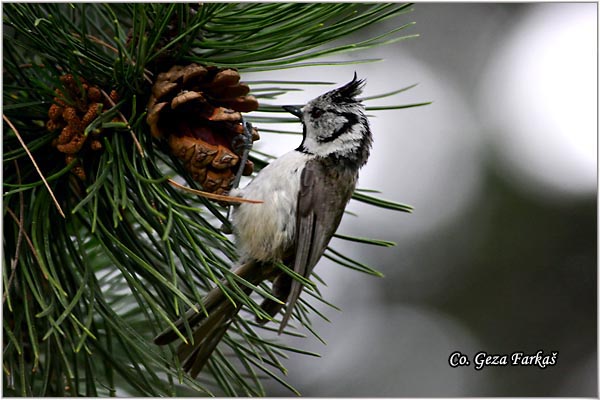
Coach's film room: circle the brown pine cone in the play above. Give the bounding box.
[147,63,260,194]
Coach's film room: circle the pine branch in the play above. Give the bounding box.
[3,3,423,396]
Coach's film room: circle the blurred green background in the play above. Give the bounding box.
[245,3,596,396]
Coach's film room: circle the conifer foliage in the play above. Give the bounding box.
[3,3,422,396]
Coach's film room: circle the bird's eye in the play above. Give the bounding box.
[310,108,323,119]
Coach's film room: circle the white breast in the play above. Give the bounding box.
[231,151,312,262]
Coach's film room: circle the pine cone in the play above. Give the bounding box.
[147,63,260,195]
[47,74,116,180]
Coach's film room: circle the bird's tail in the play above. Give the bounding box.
[177,292,247,378]
[153,261,269,378]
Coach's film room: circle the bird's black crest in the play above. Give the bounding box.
[329,72,365,103]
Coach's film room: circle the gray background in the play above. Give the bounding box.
[245,3,596,397]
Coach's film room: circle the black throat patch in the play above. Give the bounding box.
[295,124,312,154]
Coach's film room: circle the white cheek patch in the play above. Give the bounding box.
[315,114,348,142]
[303,123,364,157]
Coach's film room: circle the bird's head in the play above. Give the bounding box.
[284,73,372,167]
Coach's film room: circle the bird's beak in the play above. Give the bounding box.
[283,105,303,119]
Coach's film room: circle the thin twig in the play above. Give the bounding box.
[3,161,25,304]
[3,114,66,218]
[19,63,48,69]
[168,179,263,204]
[81,33,118,54]
[5,207,46,279]
[100,90,145,158]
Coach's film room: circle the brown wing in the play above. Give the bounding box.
[279,159,357,332]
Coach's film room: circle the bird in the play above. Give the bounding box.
[154,73,373,378]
